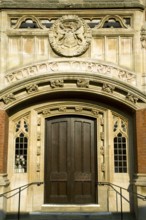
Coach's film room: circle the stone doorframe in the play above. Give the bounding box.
[0,61,146,212]
[5,99,130,212]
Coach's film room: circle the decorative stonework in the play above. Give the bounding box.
[141,23,146,49]
[26,84,38,93]
[126,92,138,103]
[38,104,103,118]
[102,83,115,93]
[50,79,64,88]
[2,93,16,104]
[49,15,92,57]
[13,15,45,29]
[5,59,137,86]
[77,79,89,88]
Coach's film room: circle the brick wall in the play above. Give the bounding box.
[0,110,8,173]
[136,109,146,173]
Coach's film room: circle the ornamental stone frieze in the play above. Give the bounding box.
[1,74,145,110]
[5,59,137,86]
[49,15,92,57]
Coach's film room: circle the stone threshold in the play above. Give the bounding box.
[41,204,100,212]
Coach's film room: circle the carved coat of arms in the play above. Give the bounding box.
[49,15,92,57]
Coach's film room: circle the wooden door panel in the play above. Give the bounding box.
[45,116,96,204]
[45,118,70,203]
[72,118,95,203]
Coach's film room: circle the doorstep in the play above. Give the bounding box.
[41,204,100,212]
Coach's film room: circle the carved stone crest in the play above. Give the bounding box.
[49,15,92,57]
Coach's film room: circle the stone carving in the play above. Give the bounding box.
[37,133,41,141]
[92,109,99,115]
[36,161,40,172]
[50,79,64,88]
[95,15,130,29]
[13,15,45,29]
[59,107,66,112]
[38,105,103,119]
[75,107,83,112]
[102,83,115,93]
[101,163,105,172]
[100,118,104,126]
[77,78,89,88]
[141,22,146,49]
[49,15,92,57]
[26,84,38,93]
[37,118,41,126]
[100,132,104,140]
[42,109,51,115]
[126,92,138,103]
[2,93,16,104]
[100,146,104,156]
[37,146,41,156]
[5,60,136,86]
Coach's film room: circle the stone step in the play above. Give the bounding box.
[5,212,112,220]
[30,212,113,220]
[5,211,136,220]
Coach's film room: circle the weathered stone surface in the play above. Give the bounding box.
[0,0,144,9]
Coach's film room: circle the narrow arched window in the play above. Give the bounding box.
[15,133,28,173]
[15,118,28,173]
[114,133,127,173]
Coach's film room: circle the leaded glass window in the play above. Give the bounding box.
[114,133,127,173]
[113,116,128,173]
[15,118,28,173]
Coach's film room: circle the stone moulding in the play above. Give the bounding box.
[1,73,145,111]
[0,1,144,10]
[5,59,137,86]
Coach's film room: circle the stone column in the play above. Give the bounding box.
[0,109,9,217]
[135,109,146,220]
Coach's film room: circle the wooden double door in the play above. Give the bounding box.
[44,115,97,204]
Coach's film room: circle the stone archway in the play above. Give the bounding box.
[1,61,146,212]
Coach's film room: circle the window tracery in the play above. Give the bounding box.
[113,116,128,173]
[10,15,131,29]
[14,118,28,173]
